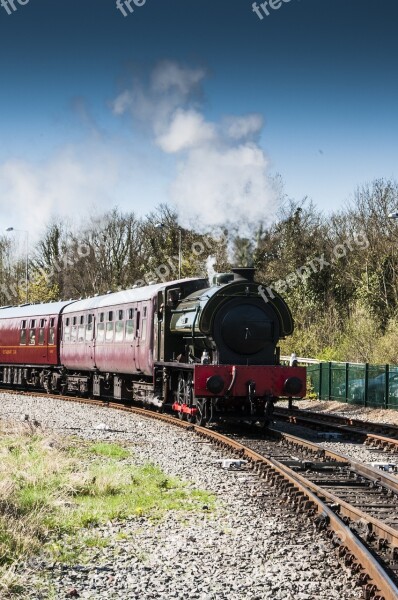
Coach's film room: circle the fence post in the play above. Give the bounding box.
[385,364,389,410]
[364,363,369,407]
[319,363,323,400]
[345,362,349,403]
[328,362,332,400]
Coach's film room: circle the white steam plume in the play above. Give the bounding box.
[205,255,217,282]
[112,60,277,234]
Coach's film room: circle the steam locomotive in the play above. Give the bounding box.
[0,267,306,425]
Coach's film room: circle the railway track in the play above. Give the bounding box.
[234,429,398,580]
[2,389,398,600]
[275,406,398,452]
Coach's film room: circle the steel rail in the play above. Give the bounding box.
[269,430,398,547]
[275,406,398,451]
[274,430,398,495]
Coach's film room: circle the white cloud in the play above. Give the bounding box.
[111,61,207,139]
[112,90,134,116]
[0,145,119,239]
[170,144,276,231]
[151,60,206,95]
[223,114,264,140]
[0,137,169,241]
[156,109,216,153]
[112,61,276,234]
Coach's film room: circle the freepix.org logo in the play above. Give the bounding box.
[116,0,146,17]
[252,0,292,20]
[1,0,29,15]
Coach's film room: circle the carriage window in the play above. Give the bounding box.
[63,323,70,342]
[20,320,27,344]
[30,319,36,328]
[108,311,113,322]
[97,322,105,342]
[87,314,93,325]
[72,316,77,326]
[141,318,147,341]
[99,313,104,323]
[143,306,147,317]
[128,308,133,319]
[38,319,45,345]
[65,318,70,326]
[80,315,84,325]
[78,324,85,342]
[85,324,93,341]
[49,318,55,345]
[106,322,114,341]
[29,329,36,345]
[115,321,124,342]
[125,319,134,341]
[118,310,124,321]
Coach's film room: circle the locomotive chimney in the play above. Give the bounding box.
[231,267,255,282]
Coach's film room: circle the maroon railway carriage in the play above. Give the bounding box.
[59,279,207,400]
[0,301,71,388]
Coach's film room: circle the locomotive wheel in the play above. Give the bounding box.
[195,398,208,426]
[185,373,194,422]
[177,375,186,420]
[177,372,194,421]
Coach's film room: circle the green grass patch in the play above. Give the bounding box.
[0,420,214,597]
[88,441,130,459]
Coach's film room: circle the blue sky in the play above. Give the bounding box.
[0,0,397,238]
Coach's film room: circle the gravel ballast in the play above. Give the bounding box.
[0,392,362,600]
[281,398,398,427]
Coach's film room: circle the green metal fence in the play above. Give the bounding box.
[307,362,398,409]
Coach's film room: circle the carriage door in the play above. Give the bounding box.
[155,291,165,361]
[87,314,95,366]
[39,318,48,362]
[134,307,141,371]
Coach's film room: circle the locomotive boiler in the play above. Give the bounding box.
[0,267,306,426]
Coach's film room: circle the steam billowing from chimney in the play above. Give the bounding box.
[112,60,278,236]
